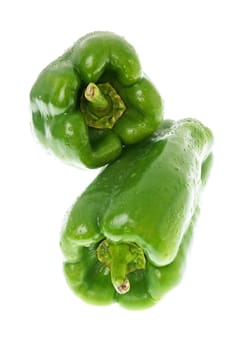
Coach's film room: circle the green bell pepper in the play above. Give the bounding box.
[30,31,163,168]
[60,118,213,309]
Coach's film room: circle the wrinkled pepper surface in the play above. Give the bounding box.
[60,118,213,309]
[30,31,163,168]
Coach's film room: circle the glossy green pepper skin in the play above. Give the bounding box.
[60,119,213,309]
[30,32,163,169]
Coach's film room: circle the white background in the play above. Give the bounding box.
[1,0,234,349]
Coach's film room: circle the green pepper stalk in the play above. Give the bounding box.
[60,118,213,309]
[30,31,163,169]
[80,82,126,129]
[96,240,146,294]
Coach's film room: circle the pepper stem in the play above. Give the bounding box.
[80,82,126,129]
[84,83,110,111]
[96,240,146,294]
